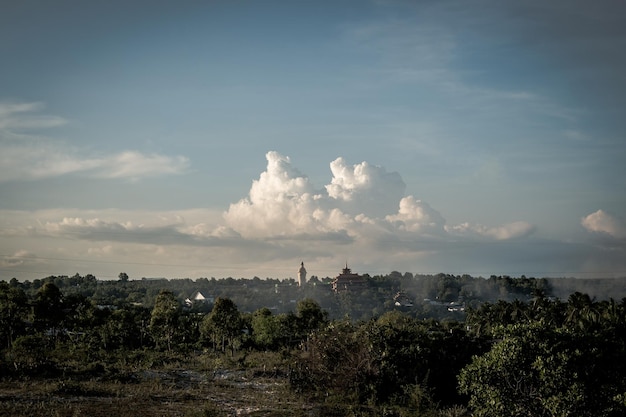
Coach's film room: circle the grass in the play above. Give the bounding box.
[0,373,310,417]
[1,350,467,416]
[0,351,311,417]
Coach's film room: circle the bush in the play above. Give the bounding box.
[8,334,56,375]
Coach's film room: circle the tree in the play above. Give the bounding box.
[251,307,282,350]
[201,297,242,354]
[291,320,373,401]
[149,290,181,351]
[295,298,328,337]
[61,292,95,352]
[0,282,29,349]
[118,272,129,282]
[33,282,65,341]
[365,311,431,406]
[364,311,477,408]
[565,291,600,330]
[459,322,626,417]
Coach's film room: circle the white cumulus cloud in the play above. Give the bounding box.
[224,152,323,238]
[223,151,530,247]
[385,196,445,234]
[582,210,626,239]
[326,157,406,217]
[224,151,410,239]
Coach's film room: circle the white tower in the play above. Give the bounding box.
[298,262,307,286]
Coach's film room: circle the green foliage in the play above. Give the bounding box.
[201,297,242,354]
[33,282,64,334]
[459,319,626,417]
[150,290,182,351]
[0,281,29,349]
[296,298,328,335]
[292,313,480,412]
[292,320,378,404]
[250,307,284,349]
[8,334,53,374]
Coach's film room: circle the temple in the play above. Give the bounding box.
[331,263,366,292]
[298,262,307,286]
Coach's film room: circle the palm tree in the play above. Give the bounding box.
[566,292,599,331]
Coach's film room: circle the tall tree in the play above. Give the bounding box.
[149,290,181,351]
[296,298,328,337]
[33,282,65,340]
[0,282,29,349]
[251,307,282,350]
[201,297,241,354]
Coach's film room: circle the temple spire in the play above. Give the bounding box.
[298,261,307,287]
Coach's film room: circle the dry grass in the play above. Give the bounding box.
[0,364,311,417]
[1,350,445,416]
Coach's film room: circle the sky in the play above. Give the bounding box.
[1,0,625,281]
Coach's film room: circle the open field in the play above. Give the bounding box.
[0,368,314,417]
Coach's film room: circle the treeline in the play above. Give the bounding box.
[2,271,570,321]
[0,280,328,360]
[1,275,625,416]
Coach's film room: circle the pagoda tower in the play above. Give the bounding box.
[298,262,307,286]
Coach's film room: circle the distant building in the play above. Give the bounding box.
[298,262,307,286]
[184,291,214,308]
[394,291,413,307]
[447,301,465,312]
[331,263,367,292]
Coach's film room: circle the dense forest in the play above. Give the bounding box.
[1,273,625,416]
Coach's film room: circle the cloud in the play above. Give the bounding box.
[385,196,445,234]
[224,151,410,238]
[343,16,456,86]
[0,101,67,130]
[326,157,406,217]
[95,151,190,180]
[43,217,183,243]
[1,250,35,267]
[1,153,552,280]
[0,100,190,181]
[446,221,536,240]
[33,212,272,253]
[0,144,190,181]
[224,151,529,246]
[223,151,323,238]
[582,210,626,239]
[40,216,235,247]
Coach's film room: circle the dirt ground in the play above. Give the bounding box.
[0,369,316,417]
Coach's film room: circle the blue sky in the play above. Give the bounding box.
[1,0,625,280]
